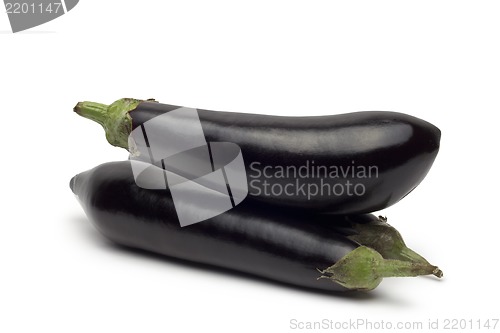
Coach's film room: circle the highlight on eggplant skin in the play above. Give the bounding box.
[70,161,442,293]
[74,99,441,214]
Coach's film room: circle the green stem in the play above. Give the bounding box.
[73,98,143,149]
[74,101,109,127]
[318,246,440,291]
[376,258,440,278]
[395,247,443,277]
[347,216,443,278]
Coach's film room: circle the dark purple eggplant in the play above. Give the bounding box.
[74,98,440,214]
[70,161,440,292]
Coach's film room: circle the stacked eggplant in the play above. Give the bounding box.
[71,98,442,292]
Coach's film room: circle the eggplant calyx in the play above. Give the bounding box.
[74,98,142,150]
[318,246,440,291]
[347,216,443,278]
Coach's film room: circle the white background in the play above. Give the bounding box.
[1,1,499,332]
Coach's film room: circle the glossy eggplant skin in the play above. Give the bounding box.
[71,161,361,292]
[129,102,441,214]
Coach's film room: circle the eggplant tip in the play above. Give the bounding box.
[433,267,444,278]
[70,175,76,194]
[73,103,81,114]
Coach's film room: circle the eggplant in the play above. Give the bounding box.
[74,98,441,214]
[70,161,440,292]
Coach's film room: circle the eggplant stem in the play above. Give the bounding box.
[74,101,109,127]
[346,216,443,278]
[73,98,142,150]
[319,246,440,291]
